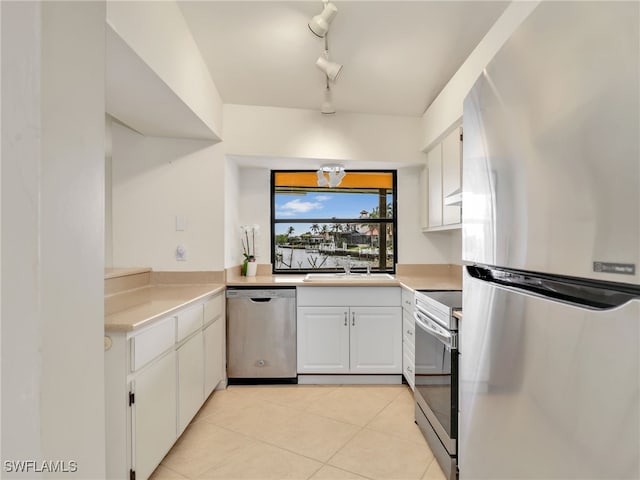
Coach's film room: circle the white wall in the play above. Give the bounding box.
[107,0,223,138]
[2,2,106,477]
[105,116,113,268]
[224,157,241,268]
[420,1,539,150]
[111,123,224,271]
[224,104,424,165]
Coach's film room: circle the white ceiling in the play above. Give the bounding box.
[178,1,509,117]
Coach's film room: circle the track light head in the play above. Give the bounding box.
[308,2,338,38]
[316,53,343,82]
[320,86,336,115]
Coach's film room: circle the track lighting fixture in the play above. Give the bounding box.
[316,165,346,188]
[308,2,338,38]
[316,51,343,82]
[309,1,342,114]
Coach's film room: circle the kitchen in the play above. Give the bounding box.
[2,1,639,480]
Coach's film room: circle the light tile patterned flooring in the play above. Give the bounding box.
[149,384,446,480]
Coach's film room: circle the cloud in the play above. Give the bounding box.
[278,199,323,214]
[314,195,331,202]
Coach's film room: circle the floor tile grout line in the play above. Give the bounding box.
[154,384,435,480]
[205,419,358,469]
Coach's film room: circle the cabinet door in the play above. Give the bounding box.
[297,307,350,373]
[350,307,402,374]
[177,331,204,435]
[442,127,462,225]
[204,318,223,398]
[427,144,443,228]
[133,351,177,480]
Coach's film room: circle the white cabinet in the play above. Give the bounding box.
[350,307,402,374]
[427,144,443,228]
[442,128,462,226]
[177,331,204,435]
[423,126,463,231]
[297,307,350,373]
[203,294,225,398]
[401,287,415,390]
[106,290,225,480]
[296,287,402,377]
[133,351,177,480]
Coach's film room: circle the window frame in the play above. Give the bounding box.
[270,169,398,274]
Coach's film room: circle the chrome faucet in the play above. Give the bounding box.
[366,263,371,276]
[344,255,352,275]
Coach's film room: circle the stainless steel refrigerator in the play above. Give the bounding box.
[460,2,640,479]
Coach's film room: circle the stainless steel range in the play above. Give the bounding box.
[413,290,461,480]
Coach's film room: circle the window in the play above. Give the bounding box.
[271,170,397,273]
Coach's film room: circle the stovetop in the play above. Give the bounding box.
[414,290,462,330]
[415,290,462,310]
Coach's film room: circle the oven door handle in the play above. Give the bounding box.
[413,311,456,350]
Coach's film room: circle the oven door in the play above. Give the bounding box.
[414,309,458,455]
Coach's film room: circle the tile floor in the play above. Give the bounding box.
[149,384,447,480]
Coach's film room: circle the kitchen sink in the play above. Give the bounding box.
[303,273,396,282]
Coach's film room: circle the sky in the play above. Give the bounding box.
[274,192,392,235]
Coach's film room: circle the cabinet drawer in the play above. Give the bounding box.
[297,286,400,307]
[130,316,176,372]
[177,304,204,342]
[401,288,414,312]
[402,309,415,354]
[204,294,223,325]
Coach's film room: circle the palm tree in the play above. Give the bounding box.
[287,226,295,237]
[310,224,320,235]
[320,225,329,240]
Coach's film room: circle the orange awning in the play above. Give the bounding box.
[274,171,393,189]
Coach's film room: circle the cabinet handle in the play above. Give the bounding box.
[407,365,413,373]
[352,312,355,326]
[407,329,413,336]
[344,312,348,326]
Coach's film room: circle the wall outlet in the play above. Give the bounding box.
[176,245,187,261]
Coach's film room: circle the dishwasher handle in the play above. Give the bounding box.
[250,298,272,303]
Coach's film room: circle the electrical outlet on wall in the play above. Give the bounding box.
[176,245,187,261]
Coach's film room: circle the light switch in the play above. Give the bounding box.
[176,215,186,231]
[176,245,187,261]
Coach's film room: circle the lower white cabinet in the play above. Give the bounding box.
[297,287,402,376]
[133,351,177,480]
[204,316,224,398]
[105,290,225,480]
[177,331,204,435]
[297,307,350,373]
[401,287,415,390]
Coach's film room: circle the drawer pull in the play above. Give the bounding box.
[344,312,348,326]
[406,365,413,373]
[406,329,413,336]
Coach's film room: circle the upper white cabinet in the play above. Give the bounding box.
[423,126,463,231]
[106,23,221,141]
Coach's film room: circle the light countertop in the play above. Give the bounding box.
[105,265,462,333]
[105,284,225,332]
[226,271,462,292]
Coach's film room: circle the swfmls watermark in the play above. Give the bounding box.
[3,460,78,474]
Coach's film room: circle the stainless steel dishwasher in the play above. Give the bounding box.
[226,288,296,381]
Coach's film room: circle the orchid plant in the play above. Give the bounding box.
[240,225,259,274]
